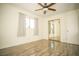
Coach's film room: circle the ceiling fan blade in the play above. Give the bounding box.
[47,3,56,7]
[48,8,56,11]
[35,8,43,11]
[38,3,44,7]
[44,10,46,14]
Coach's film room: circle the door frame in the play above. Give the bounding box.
[48,19,61,42]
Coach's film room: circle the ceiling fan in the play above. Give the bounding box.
[35,3,56,14]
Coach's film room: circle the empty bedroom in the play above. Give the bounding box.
[0,3,79,56]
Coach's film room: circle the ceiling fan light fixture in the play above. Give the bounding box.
[43,8,48,11]
[35,3,56,14]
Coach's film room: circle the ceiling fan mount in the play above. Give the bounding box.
[35,3,56,14]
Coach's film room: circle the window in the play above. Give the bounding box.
[18,12,38,36]
[26,17,38,35]
[30,18,35,29]
[26,17,30,28]
[26,17,35,29]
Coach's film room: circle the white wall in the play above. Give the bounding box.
[0,4,79,49]
[42,9,79,45]
[0,4,43,49]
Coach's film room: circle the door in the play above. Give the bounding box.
[48,19,61,41]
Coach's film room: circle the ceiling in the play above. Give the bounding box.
[11,3,79,17]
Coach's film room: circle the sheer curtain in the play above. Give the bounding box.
[26,17,39,36]
[17,13,26,37]
[18,13,39,37]
[34,18,39,35]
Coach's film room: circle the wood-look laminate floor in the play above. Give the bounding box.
[0,39,79,56]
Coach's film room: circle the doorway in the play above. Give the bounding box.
[48,19,61,41]
[48,19,61,55]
